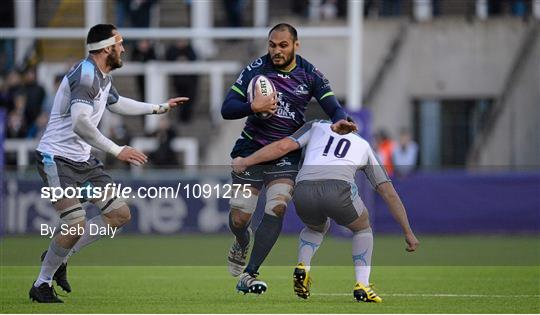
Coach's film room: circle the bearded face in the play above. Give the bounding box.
[106,46,123,70]
[268,30,298,70]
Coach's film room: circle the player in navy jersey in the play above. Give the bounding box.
[221,23,348,294]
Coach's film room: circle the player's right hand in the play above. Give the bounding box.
[251,90,277,114]
[405,232,419,252]
[331,119,358,135]
[231,157,247,173]
[117,146,148,166]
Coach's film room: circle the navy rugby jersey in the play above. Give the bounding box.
[228,54,343,146]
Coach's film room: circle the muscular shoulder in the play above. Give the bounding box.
[235,55,272,86]
[295,55,316,72]
[296,55,331,90]
[67,59,99,91]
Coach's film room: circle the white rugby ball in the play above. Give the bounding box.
[247,75,276,120]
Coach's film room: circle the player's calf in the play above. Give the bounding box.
[227,194,258,277]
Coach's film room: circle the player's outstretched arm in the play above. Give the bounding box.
[376,182,419,252]
[232,137,299,173]
[160,96,190,112]
[107,96,189,115]
[71,103,147,166]
[318,94,348,122]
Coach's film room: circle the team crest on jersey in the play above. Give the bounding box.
[248,58,263,70]
[294,84,309,95]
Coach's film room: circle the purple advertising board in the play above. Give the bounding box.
[2,171,539,235]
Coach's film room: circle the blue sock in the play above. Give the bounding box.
[228,212,250,248]
[244,214,283,275]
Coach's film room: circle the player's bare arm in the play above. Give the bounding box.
[376,182,419,252]
[116,146,148,166]
[166,96,190,107]
[156,96,190,113]
[331,119,358,135]
[232,137,299,173]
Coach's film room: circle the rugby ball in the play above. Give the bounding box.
[247,75,276,120]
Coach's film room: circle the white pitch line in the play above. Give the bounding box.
[316,293,540,298]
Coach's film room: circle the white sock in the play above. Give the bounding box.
[352,227,373,286]
[297,221,329,271]
[34,240,71,287]
[63,215,109,263]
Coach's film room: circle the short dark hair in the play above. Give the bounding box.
[87,24,117,53]
[268,23,298,42]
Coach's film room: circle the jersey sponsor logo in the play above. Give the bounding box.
[277,73,290,79]
[275,92,296,120]
[294,84,309,95]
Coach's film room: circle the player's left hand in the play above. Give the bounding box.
[167,97,190,108]
[331,119,358,135]
[405,232,419,252]
[231,157,247,174]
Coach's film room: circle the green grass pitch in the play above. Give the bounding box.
[1,234,539,313]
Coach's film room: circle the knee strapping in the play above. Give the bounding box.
[95,196,126,214]
[264,183,293,216]
[59,203,86,225]
[230,193,259,214]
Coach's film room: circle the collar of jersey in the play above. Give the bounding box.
[86,56,109,79]
[276,64,297,74]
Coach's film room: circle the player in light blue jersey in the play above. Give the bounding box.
[29,24,188,303]
[232,119,419,302]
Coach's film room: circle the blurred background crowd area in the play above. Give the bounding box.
[0,0,538,172]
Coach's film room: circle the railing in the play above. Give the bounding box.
[4,137,199,174]
[4,139,39,170]
[130,137,199,173]
[467,22,540,166]
[0,0,364,110]
[38,61,241,132]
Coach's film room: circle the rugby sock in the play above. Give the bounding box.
[35,240,70,287]
[228,212,250,248]
[352,227,373,286]
[244,213,283,275]
[297,227,324,272]
[63,215,108,263]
